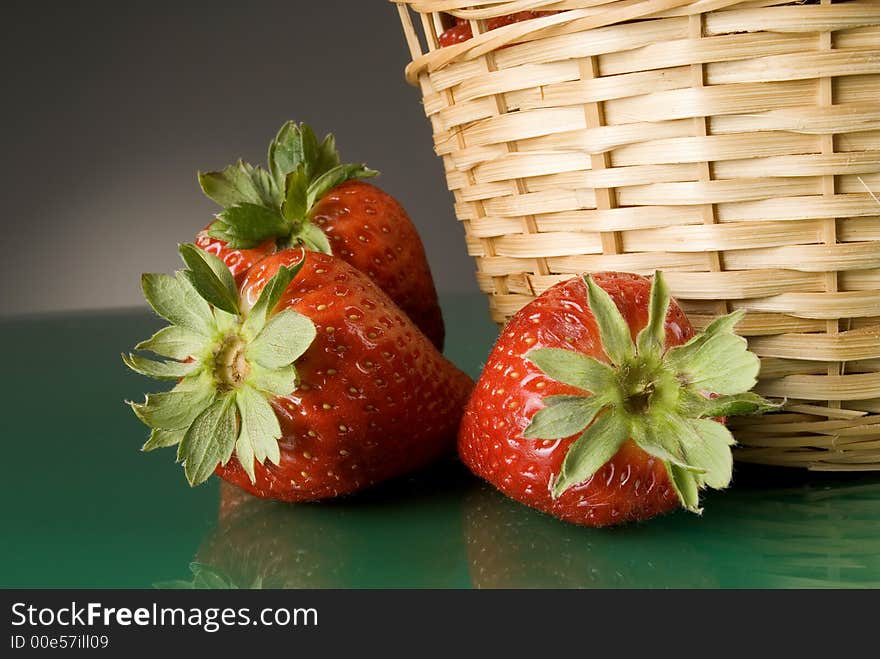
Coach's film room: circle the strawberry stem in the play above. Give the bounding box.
[213,334,250,392]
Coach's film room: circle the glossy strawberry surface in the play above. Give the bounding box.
[458,273,695,527]
[438,20,472,47]
[310,180,444,349]
[215,249,473,501]
[195,229,274,285]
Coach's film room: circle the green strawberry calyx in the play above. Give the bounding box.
[199,121,377,254]
[123,243,316,487]
[523,272,781,513]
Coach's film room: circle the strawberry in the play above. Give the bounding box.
[196,121,445,349]
[124,244,473,500]
[438,17,472,47]
[438,11,557,47]
[458,272,778,527]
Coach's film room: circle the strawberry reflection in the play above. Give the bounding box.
[161,461,471,589]
[463,471,880,588]
[463,484,718,588]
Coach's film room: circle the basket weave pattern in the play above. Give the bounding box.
[395,0,880,469]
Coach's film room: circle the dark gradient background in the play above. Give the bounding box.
[0,0,477,315]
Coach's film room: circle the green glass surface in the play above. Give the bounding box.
[2,294,879,589]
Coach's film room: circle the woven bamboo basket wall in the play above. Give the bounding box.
[393,0,880,470]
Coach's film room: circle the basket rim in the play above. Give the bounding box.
[392,0,749,84]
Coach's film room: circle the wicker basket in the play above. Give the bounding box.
[393,0,880,470]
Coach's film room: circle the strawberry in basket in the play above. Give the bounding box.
[439,11,557,47]
[195,121,445,349]
[458,272,779,527]
[124,244,472,500]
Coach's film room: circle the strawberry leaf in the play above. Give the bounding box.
[584,274,634,366]
[296,223,333,255]
[179,243,240,316]
[205,219,235,244]
[665,310,743,368]
[235,384,283,483]
[141,272,215,336]
[629,415,702,473]
[241,262,303,339]
[122,353,200,380]
[523,395,607,439]
[698,391,782,417]
[298,124,321,177]
[527,348,615,395]
[636,270,670,357]
[246,310,316,369]
[213,308,238,335]
[667,463,701,513]
[269,121,309,187]
[269,121,343,188]
[242,163,279,208]
[180,394,239,487]
[135,325,205,360]
[315,133,340,178]
[143,428,186,452]
[198,160,276,209]
[682,418,735,489]
[281,165,310,223]
[248,363,298,397]
[552,411,629,498]
[306,163,377,209]
[129,374,216,431]
[666,310,760,395]
[214,203,290,250]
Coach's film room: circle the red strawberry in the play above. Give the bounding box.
[438,18,472,47]
[458,272,778,527]
[438,11,557,47]
[124,244,473,500]
[308,179,444,350]
[196,122,445,349]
